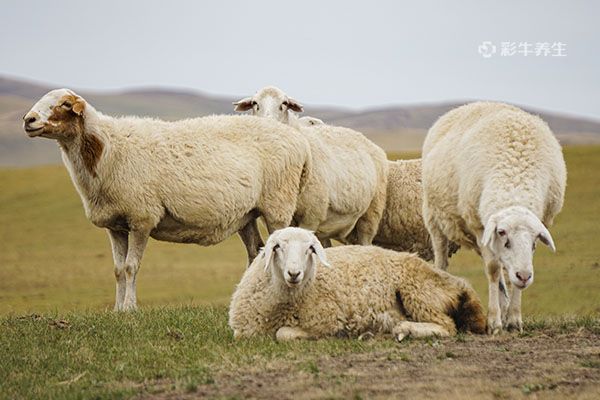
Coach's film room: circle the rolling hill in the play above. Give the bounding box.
[1,76,599,166]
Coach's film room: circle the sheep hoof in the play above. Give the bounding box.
[121,302,138,312]
[486,325,502,335]
[487,317,502,335]
[396,332,408,342]
[505,318,523,333]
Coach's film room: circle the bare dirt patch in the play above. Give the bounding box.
[146,329,600,400]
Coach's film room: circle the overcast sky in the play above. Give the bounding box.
[1,0,598,119]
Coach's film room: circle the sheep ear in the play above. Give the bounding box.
[286,97,303,113]
[311,241,330,268]
[538,226,556,252]
[482,217,497,249]
[233,97,254,112]
[263,242,278,272]
[72,98,86,116]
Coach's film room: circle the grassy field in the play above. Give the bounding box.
[0,146,599,399]
[0,146,599,315]
[1,308,599,400]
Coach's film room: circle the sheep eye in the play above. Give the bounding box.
[273,244,280,251]
[61,101,72,109]
[504,240,511,249]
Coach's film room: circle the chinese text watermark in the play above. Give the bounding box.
[478,41,567,58]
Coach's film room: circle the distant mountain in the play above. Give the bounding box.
[1,76,599,166]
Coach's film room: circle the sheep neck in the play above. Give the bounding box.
[269,273,313,306]
[57,111,112,208]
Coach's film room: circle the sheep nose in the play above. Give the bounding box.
[24,115,37,125]
[515,271,531,284]
[287,271,301,280]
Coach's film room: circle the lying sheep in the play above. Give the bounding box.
[23,89,312,311]
[373,158,459,260]
[236,86,456,260]
[421,102,566,334]
[229,227,487,341]
[234,86,388,247]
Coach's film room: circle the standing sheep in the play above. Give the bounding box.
[229,227,486,341]
[421,102,566,334]
[234,86,388,247]
[23,89,312,311]
[236,86,456,259]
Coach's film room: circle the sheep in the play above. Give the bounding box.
[229,227,487,341]
[233,85,304,125]
[373,158,460,260]
[233,86,323,129]
[234,86,389,247]
[297,116,324,127]
[421,102,567,334]
[23,88,313,311]
[235,86,457,260]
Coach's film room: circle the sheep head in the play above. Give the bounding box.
[23,89,87,141]
[297,116,325,127]
[482,206,555,290]
[262,227,330,289]
[233,86,303,124]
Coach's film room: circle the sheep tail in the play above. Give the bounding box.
[449,285,487,334]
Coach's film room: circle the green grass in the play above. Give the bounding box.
[1,146,598,315]
[0,306,397,399]
[0,148,599,398]
[0,307,598,400]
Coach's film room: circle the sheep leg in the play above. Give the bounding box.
[393,321,451,342]
[122,229,150,311]
[275,326,312,341]
[482,249,503,335]
[238,219,264,266]
[499,271,511,325]
[505,286,523,332]
[428,223,449,270]
[107,229,128,311]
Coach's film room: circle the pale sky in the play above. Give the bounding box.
[1,0,599,119]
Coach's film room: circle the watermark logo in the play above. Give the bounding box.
[478,41,567,58]
[478,41,497,58]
